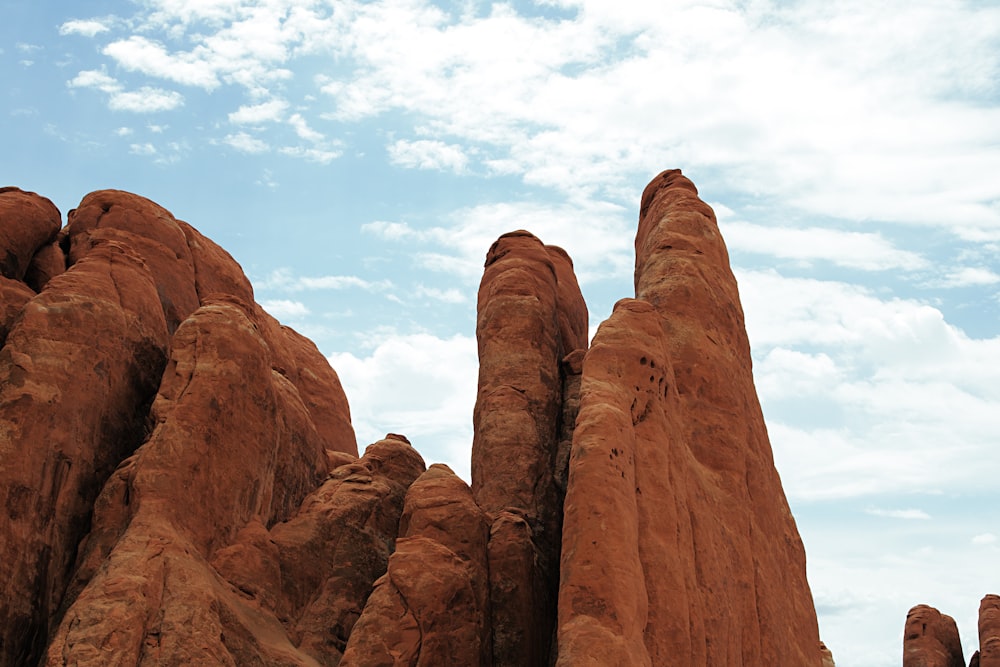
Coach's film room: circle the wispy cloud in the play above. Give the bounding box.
[68,69,184,113]
[261,299,310,319]
[229,99,288,124]
[255,268,392,292]
[59,19,111,37]
[58,1,1000,240]
[718,214,927,271]
[932,267,1000,288]
[388,139,469,173]
[222,131,269,154]
[864,508,932,520]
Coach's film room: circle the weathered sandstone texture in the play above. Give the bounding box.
[1,189,358,667]
[557,169,822,666]
[2,171,828,666]
[903,604,965,667]
[905,594,1000,665]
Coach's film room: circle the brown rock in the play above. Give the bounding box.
[0,240,170,666]
[557,169,822,665]
[472,230,588,665]
[46,297,360,665]
[0,187,362,666]
[66,190,201,333]
[903,604,965,667]
[980,595,1000,667]
[342,464,491,666]
[0,276,34,344]
[820,640,836,666]
[25,239,66,292]
[270,436,426,664]
[0,187,61,280]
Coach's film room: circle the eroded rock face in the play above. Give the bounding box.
[3,174,828,667]
[557,169,823,666]
[341,464,491,666]
[902,604,965,667]
[472,230,588,665]
[0,187,61,281]
[980,595,1000,667]
[0,189,358,667]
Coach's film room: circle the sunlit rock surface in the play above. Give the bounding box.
[1,173,829,666]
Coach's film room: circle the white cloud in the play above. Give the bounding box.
[288,113,323,142]
[62,1,1000,240]
[261,299,310,319]
[327,332,478,480]
[718,216,927,271]
[103,35,220,89]
[223,131,268,154]
[742,268,1000,501]
[59,19,111,37]
[972,533,997,545]
[229,99,288,124]
[298,275,390,290]
[129,143,157,156]
[363,198,633,284]
[255,268,391,292]
[864,508,932,521]
[68,69,119,93]
[388,139,469,173]
[108,87,184,113]
[115,127,133,136]
[415,285,466,304]
[277,145,342,164]
[934,267,1000,288]
[69,70,184,113]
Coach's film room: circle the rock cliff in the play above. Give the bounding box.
[0,172,827,666]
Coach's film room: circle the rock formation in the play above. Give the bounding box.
[903,604,965,667]
[557,170,821,665]
[1,171,829,666]
[904,594,1000,665]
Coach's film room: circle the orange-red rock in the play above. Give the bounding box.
[0,187,61,280]
[66,190,201,333]
[271,435,425,664]
[341,464,490,666]
[46,297,365,666]
[902,604,965,667]
[980,595,1000,667]
[557,169,823,665]
[472,230,587,665]
[0,240,170,666]
[2,174,837,666]
[1,188,359,667]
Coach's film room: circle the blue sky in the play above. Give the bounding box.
[3,0,999,663]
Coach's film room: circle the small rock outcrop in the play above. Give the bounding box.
[903,604,965,667]
[1,171,829,666]
[904,594,1000,665]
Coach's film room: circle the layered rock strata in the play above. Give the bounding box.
[1,171,827,666]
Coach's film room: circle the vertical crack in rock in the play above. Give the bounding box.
[472,230,587,666]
